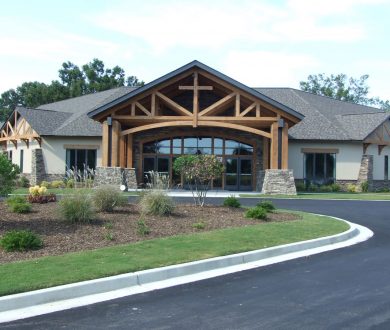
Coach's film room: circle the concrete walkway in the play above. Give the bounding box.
[0,215,373,324]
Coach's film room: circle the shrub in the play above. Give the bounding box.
[376,187,390,193]
[245,206,268,220]
[66,179,75,188]
[0,230,42,252]
[307,184,319,192]
[360,181,369,193]
[93,185,126,212]
[347,184,357,193]
[40,181,50,188]
[17,176,30,188]
[295,182,306,192]
[192,222,206,230]
[29,185,47,197]
[137,218,151,236]
[0,154,20,196]
[256,200,275,212]
[319,185,333,193]
[139,190,175,216]
[223,196,241,208]
[51,180,66,189]
[6,196,32,213]
[58,191,95,223]
[330,183,341,192]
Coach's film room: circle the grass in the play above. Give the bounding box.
[240,192,390,200]
[0,211,348,296]
[11,188,140,196]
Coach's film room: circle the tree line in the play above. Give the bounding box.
[0,58,144,121]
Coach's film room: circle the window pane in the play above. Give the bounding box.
[214,138,223,149]
[157,158,169,174]
[225,140,239,149]
[225,148,239,155]
[184,137,197,154]
[225,158,237,173]
[172,138,181,147]
[172,157,181,187]
[314,153,325,181]
[172,147,182,154]
[198,137,212,148]
[325,154,335,182]
[143,157,155,172]
[239,143,253,155]
[305,153,314,181]
[87,150,97,169]
[76,150,86,171]
[214,148,223,155]
[143,141,156,153]
[156,140,170,154]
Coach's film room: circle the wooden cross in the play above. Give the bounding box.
[178,72,213,127]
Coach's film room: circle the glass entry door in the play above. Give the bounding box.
[224,158,252,191]
[143,156,170,184]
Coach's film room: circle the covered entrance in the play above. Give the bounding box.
[88,61,303,192]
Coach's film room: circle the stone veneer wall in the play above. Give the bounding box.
[356,154,373,192]
[30,149,46,185]
[94,167,137,189]
[259,169,297,195]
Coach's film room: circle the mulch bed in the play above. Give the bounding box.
[0,201,299,264]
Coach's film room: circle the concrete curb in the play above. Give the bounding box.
[0,215,373,323]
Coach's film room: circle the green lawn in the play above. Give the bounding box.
[0,211,348,296]
[240,192,390,200]
[11,188,140,196]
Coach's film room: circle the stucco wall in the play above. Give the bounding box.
[6,140,40,174]
[41,137,102,174]
[288,141,363,180]
[365,144,390,180]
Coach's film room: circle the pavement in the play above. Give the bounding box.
[0,195,373,322]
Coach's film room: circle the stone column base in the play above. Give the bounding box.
[260,169,297,195]
[94,167,137,189]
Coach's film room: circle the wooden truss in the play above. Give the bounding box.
[98,69,299,170]
[0,111,41,148]
[363,120,390,155]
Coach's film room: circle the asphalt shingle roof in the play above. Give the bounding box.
[28,86,136,136]
[255,88,389,141]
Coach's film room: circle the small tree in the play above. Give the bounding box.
[0,154,20,196]
[173,155,224,207]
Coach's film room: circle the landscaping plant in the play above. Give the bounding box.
[0,230,42,252]
[139,189,175,216]
[6,196,32,213]
[93,185,126,212]
[256,200,275,212]
[137,218,151,236]
[245,206,268,220]
[58,191,95,223]
[223,195,241,208]
[173,155,224,207]
[0,154,20,196]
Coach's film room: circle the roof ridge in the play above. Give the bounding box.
[337,111,387,117]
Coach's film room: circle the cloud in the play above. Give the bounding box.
[90,0,370,53]
[223,50,319,87]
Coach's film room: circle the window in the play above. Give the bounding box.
[385,156,389,180]
[66,149,97,171]
[20,149,24,173]
[304,153,336,185]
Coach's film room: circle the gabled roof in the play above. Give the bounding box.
[87,60,304,121]
[256,88,389,141]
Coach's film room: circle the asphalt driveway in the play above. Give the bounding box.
[3,198,390,329]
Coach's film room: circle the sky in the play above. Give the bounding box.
[0,0,389,101]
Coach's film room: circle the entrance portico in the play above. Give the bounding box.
[88,61,303,192]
